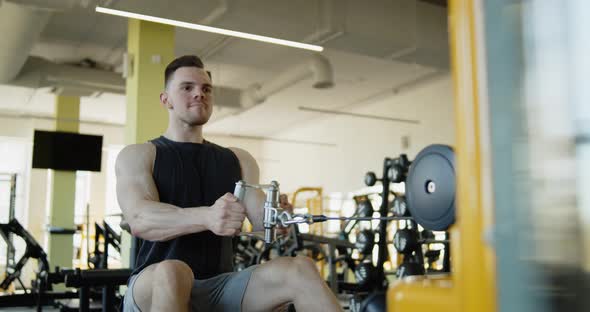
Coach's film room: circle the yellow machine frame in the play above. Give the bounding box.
[291,187,324,235]
[387,0,496,311]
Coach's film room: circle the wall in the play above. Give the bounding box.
[0,95,127,283]
[257,75,455,194]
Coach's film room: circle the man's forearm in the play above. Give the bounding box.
[126,200,210,241]
[247,189,265,231]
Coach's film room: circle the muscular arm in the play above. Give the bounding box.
[116,143,211,241]
[230,147,265,231]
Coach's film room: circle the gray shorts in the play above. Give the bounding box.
[123,265,258,312]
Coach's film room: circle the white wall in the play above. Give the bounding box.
[256,75,455,194]
[0,113,125,285]
[0,114,125,250]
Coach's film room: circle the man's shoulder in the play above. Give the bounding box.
[116,143,156,174]
[119,142,156,158]
[227,147,258,170]
[227,146,253,161]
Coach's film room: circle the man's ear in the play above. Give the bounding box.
[160,91,172,109]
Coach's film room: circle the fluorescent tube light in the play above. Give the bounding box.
[96,6,324,52]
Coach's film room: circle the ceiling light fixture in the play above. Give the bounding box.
[298,107,420,124]
[95,6,323,52]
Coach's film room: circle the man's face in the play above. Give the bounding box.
[161,67,213,126]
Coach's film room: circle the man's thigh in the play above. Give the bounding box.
[191,265,258,312]
[124,263,257,312]
[241,257,297,312]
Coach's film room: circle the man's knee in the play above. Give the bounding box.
[270,256,319,286]
[290,256,319,276]
[153,260,194,291]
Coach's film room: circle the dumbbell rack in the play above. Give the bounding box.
[371,155,411,291]
[350,145,456,311]
[364,154,451,288]
[393,221,426,278]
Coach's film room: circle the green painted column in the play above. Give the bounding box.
[121,19,175,267]
[47,95,79,269]
[125,19,174,144]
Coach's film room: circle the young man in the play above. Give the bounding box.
[116,55,342,312]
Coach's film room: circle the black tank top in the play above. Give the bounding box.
[131,136,242,279]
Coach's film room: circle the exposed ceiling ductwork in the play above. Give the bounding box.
[0,1,51,83]
[0,0,337,104]
[10,56,125,96]
[0,0,450,140]
[6,53,334,112]
[243,54,334,107]
[0,0,444,134]
[4,0,80,11]
[0,0,86,83]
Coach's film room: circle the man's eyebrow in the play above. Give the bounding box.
[179,81,212,88]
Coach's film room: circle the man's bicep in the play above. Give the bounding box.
[229,147,263,228]
[115,145,159,214]
[230,147,260,184]
[116,171,159,207]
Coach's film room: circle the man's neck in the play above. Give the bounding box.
[163,124,204,143]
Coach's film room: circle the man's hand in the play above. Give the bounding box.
[277,194,294,236]
[207,193,247,236]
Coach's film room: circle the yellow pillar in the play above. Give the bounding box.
[125,19,174,144]
[121,19,175,267]
[47,95,79,269]
[449,0,496,311]
[387,1,495,311]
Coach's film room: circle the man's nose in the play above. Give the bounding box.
[192,88,203,99]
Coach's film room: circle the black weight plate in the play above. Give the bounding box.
[396,262,424,278]
[355,262,377,287]
[365,172,377,186]
[393,229,418,254]
[387,164,404,183]
[406,144,456,231]
[421,230,435,240]
[358,200,374,217]
[390,196,408,216]
[360,291,386,312]
[355,229,375,255]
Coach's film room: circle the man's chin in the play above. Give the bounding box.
[183,117,210,127]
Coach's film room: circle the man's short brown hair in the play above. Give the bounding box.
[164,55,206,88]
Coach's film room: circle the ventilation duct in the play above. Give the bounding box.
[10,56,125,96]
[9,56,251,108]
[0,1,51,83]
[6,53,333,112]
[243,54,334,107]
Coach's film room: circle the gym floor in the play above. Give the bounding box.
[0,309,60,312]
[0,298,103,312]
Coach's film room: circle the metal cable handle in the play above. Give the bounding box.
[234,180,283,245]
[281,214,415,225]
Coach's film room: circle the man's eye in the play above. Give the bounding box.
[183,86,192,91]
[203,87,212,94]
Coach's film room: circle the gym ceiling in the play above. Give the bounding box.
[0,0,449,137]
